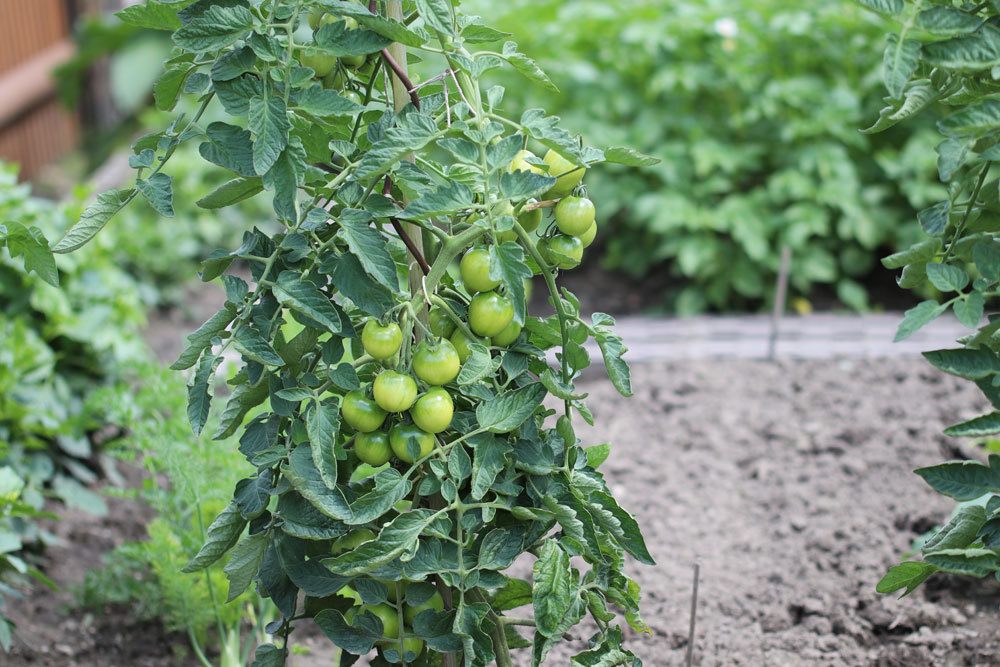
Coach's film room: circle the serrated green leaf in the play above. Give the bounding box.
[307,399,341,489]
[52,188,136,253]
[926,262,969,292]
[491,242,532,324]
[476,382,545,433]
[183,502,247,572]
[894,300,948,342]
[883,34,920,99]
[196,176,264,209]
[923,348,1000,380]
[173,2,255,52]
[945,411,1000,437]
[136,172,175,217]
[338,209,399,292]
[272,270,343,334]
[876,561,937,597]
[915,456,1000,501]
[3,221,57,286]
[415,0,455,35]
[324,510,436,576]
[533,541,577,638]
[249,93,290,175]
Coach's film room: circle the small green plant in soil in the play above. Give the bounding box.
[860,0,1000,595]
[48,1,658,664]
[79,363,272,666]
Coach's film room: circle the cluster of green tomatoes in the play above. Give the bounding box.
[299,9,378,105]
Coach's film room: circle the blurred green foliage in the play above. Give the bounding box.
[0,164,148,644]
[465,0,946,312]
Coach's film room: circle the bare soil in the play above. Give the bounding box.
[8,335,1000,664]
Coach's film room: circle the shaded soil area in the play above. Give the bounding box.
[4,467,189,666]
[8,351,1000,663]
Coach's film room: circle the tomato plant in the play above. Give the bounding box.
[48,1,658,664]
[861,0,1000,597]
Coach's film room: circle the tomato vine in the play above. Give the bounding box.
[51,1,659,665]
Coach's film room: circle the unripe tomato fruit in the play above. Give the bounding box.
[379,637,425,659]
[508,149,543,175]
[404,591,445,625]
[300,50,338,78]
[579,221,597,248]
[449,330,476,363]
[341,390,387,432]
[343,90,363,105]
[373,371,418,412]
[541,234,584,270]
[428,307,456,338]
[460,247,499,293]
[412,340,461,386]
[308,11,336,30]
[331,528,376,554]
[543,149,586,198]
[469,291,514,337]
[354,431,392,466]
[518,203,543,233]
[410,387,454,434]
[365,603,400,638]
[491,320,522,347]
[389,423,435,463]
[362,320,403,360]
[555,196,596,237]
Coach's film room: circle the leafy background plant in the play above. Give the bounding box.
[857,0,1000,596]
[79,363,269,666]
[463,0,945,312]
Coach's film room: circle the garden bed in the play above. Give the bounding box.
[8,352,1000,665]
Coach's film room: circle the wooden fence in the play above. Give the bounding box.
[0,0,79,180]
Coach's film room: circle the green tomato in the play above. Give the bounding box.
[468,291,514,337]
[331,528,376,554]
[410,387,454,434]
[404,591,444,625]
[509,149,543,175]
[308,11,336,30]
[378,637,425,660]
[428,307,456,338]
[341,390,387,433]
[354,431,392,466]
[389,423,435,464]
[460,247,500,293]
[579,221,597,248]
[344,90,363,105]
[543,149,585,198]
[362,319,403,360]
[373,371,418,412]
[541,234,584,270]
[300,50,338,78]
[518,203,543,233]
[449,330,476,363]
[412,339,461,386]
[491,320,522,347]
[554,196,596,237]
[365,603,400,639]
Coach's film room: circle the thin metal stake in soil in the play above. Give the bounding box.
[686,561,700,667]
[768,245,792,360]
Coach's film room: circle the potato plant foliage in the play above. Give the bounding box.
[49,1,658,664]
[862,0,1000,595]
